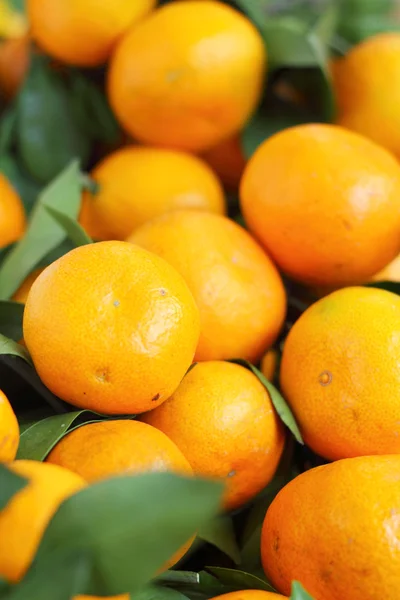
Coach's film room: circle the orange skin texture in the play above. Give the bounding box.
[260,349,278,382]
[27,0,156,67]
[202,134,247,190]
[79,146,226,241]
[0,35,29,99]
[280,286,400,461]
[333,33,400,160]
[11,267,45,303]
[262,455,400,600]
[0,460,85,582]
[23,241,200,415]
[0,390,19,462]
[141,361,286,510]
[210,591,287,600]
[129,210,286,363]
[240,123,400,287]
[0,173,26,249]
[46,419,193,482]
[370,253,400,283]
[108,1,266,152]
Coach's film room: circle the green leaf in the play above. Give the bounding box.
[0,153,41,215]
[365,281,400,295]
[0,464,27,510]
[0,301,24,341]
[35,473,223,596]
[198,516,241,565]
[16,54,90,183]
[0,107,17,155]
[157,570,227,600]
[136,585,189,600]
[0,160,81,300]
[0,334,31,363]
[291,581,315,600]
[206,567,275,593]
[230,360,303,444]
[43,205,93,247]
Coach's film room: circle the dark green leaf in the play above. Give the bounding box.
[0,334,31,363]
[198,516,241,564]
[16,54,90,183]
[0,464,27,510]
[35,473,223,596]
[157,570,227,600]
[206,567,275,593]
[43,205,93,247]
[365,281,400,295]
[230,360,303,444]
[136,586,189,600]
[0,107,17,155]
[0,160,81,300]
[0,301,24,341]
[291,581,315,600]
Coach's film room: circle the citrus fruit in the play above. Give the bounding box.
[240,123,400,287]
[261,455,400,600]
[0,390,19,462]
[108,0,266,152]
[211,591,287,600]
[129,210,286,362]
[202,134,246,190]
[370,253,400,282]
[46,419,193,481]
[261,350,278,382]
[333,33,400,160]
[12,267,45,303]
[0,34,29,99]
[23,241,200,415]
[280,286,400,461]
[141,361,285,510]
[0,460,85,582]
[27,0,156,67]
[79,146,226,241]
[0,173,26,249]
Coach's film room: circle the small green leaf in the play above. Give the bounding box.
[365,281,400,295]
[0,334,31,363]
[206,567,275,593]
[0,301,24,341]
[229,360,303,444]
[43,205,93,247]
[291,581,315,600]
[198,516,241,565]
[0,464,27,510]
[35,473,223,597]
[0,160,81,300]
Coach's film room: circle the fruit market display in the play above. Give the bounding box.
[2,1,400,600]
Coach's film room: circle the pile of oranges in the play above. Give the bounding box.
[2,1,400,600]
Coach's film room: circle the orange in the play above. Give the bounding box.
[79,146,226,241]
[23,241,200,415]
[129,210,286,362]
[0,460,85,582]
[210,591,287,600]
[202,134,247,190]
[11,267,45,303]
[0,390,19,462]
[27,0,156,67]
[261,455,400,600]
[0,173,26,249]
[240,123,400,287]
[333,33,400,160]
[280,286,400,461]
[141,361,285,510]
[46,419,193,481]
[370,253,400,282]
[108,1,266,152]
[260,349,278,382]
[0,34,29,99]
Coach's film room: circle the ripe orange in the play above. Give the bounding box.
[202,134,247,190]
[240,123,400,287]
[210,591,287,600]
[23,241,200,415]
[27,0,156,67]
[129,210,286,362]
[0,34,29,99]
[108,1,266,152]
[12,267,45,303]
[141,361,285,510]
[280,286,400,461]
[46,419,193,481]
[260,349,278,382]
[333,33,400,160]
[0,460,85,582]
[0,390,19,462]
[370,253,400,282]
[0,173,26,249]
[261,455,400,600]
[79,146,226,241]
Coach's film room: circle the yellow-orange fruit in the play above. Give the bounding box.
[202,135,247,190]
[370,253,400,283]
[0,173,26,249]
[0,390,19,462]
[261,349,278,382]
[210,591,287,600]
[12,267,45,303]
